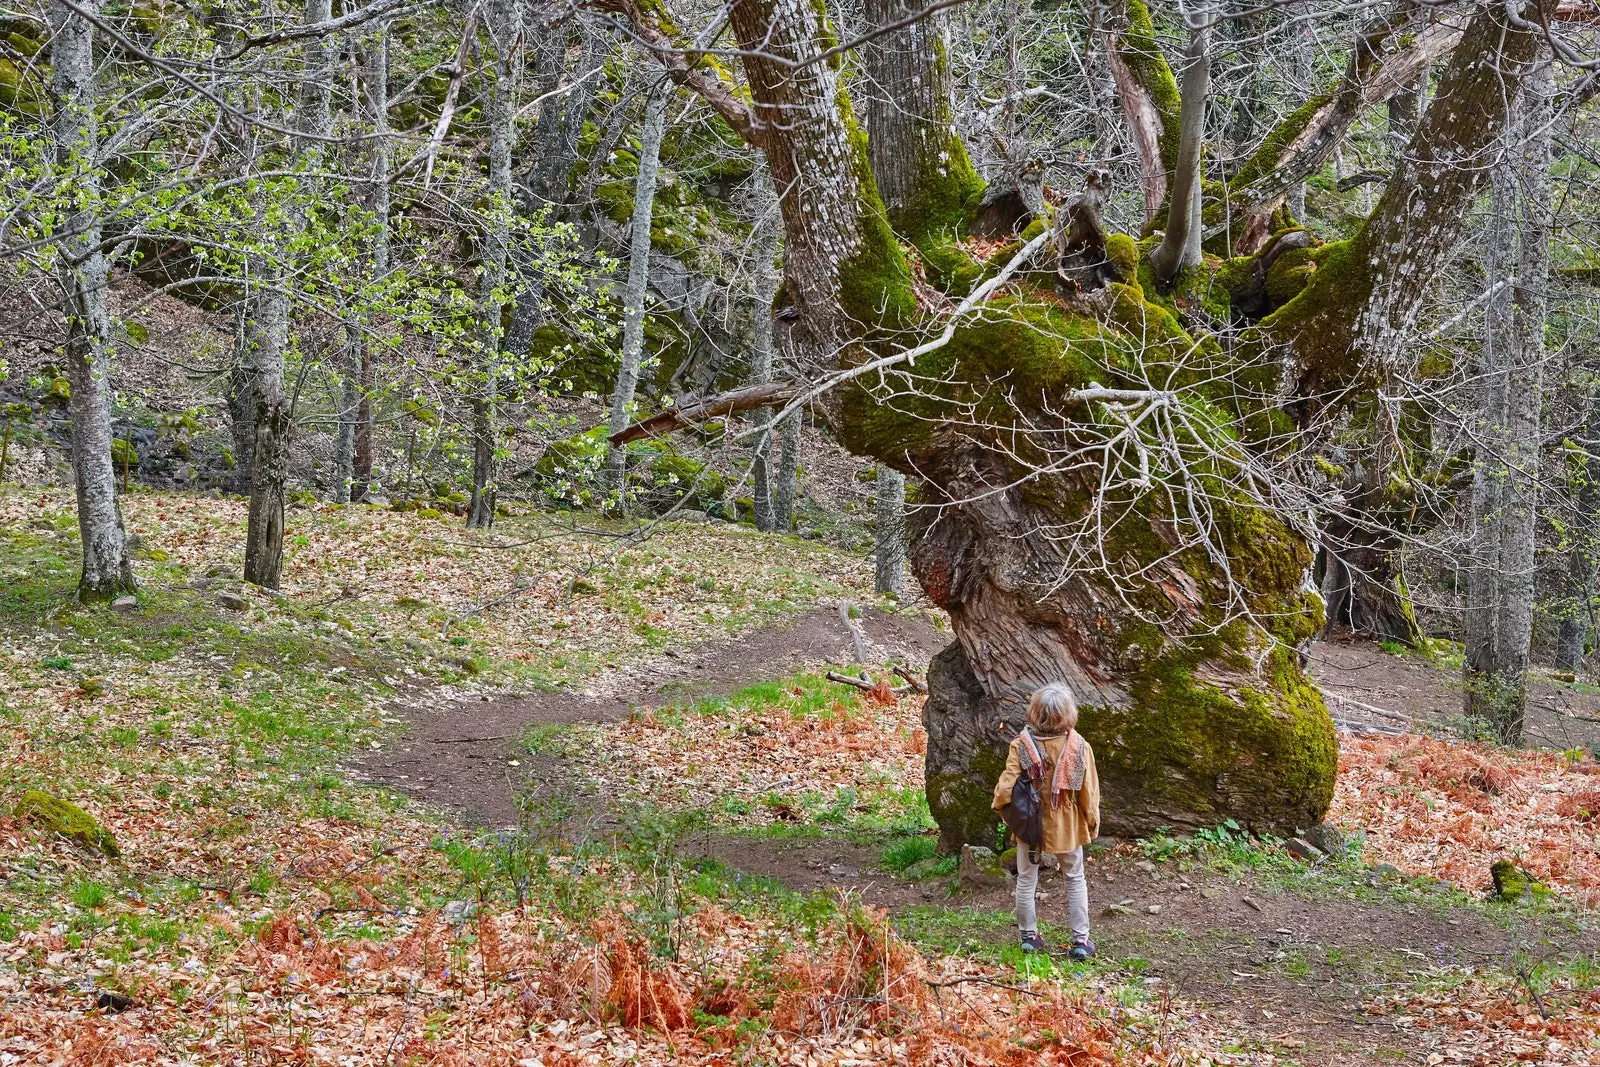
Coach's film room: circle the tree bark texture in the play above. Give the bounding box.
[605,81,668,488]
[1100,0,1179,225]
[468,0,521,530]
[1148,17,1209,286]
[612,0,1550,847]
[1556,390,1600,672]
[748,211,781,533]
[50,0,135,602]
[874,467,905,596]
[1275,0,1546,410]
[858,0,983,291]
[1464,60,1551,744]
[243,260,290,589]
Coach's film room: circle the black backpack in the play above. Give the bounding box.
[999,731,1046,859]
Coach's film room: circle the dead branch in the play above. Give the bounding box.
[608,381,801,446]
[892,664,928,693]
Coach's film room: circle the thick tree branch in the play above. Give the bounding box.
[1148,17,1208,286]
[609,381,802,445]
[584,0,762,146]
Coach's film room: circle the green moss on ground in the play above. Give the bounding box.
[16,790,120,857]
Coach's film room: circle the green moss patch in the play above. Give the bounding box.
[16,790,120,857]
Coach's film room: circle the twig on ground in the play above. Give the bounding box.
[1516,963,1552,1019]
[924,975,1047,998]
[825,670,913,695]
[892,664,928,693]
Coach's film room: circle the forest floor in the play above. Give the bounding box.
[5,486,1600,1066]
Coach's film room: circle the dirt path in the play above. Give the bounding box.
[692,832,1598,1065]
[1310,638,1600,750]
[349,605,949,827]
[353,631,1600,1066]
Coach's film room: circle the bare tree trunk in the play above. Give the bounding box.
[1149,13,1209,286]
[1557,391,1600,672]
[1464,59,1551,744]
[333,328,360,503]
[467,0,522,530]
[243,260,290,589]
[874,467,905,597]
[773,409,800,532]
[604,80,668,489]
[353,24,389,503]
[247,0,332,586]
[858,0,981,260]
[49,0,134,602]
[748,203,781,532]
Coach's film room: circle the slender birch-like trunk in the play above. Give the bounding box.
[467,0,522,529]
[604,80,668,489]
[1464,59,1552,744]
[773,411,800,532]
[49,0,135,602]
[874,468,905,597]
[335,24,390,503]
[748,209,781,532]
[1557,390,1600,672]
[246,0,331,586]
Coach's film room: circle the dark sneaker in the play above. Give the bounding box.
[1020,931,1047,953]
[1068,938,1095,962]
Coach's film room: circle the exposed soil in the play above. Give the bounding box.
[1310,637,1600,750]
[355,629,1600,1066]
[349,605,950,827]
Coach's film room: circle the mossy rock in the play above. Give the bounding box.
[110,438,139,468]
[1490,859,1553,902]
[16,790,120,857]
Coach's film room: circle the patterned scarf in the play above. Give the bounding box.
[1019,728,1085,810]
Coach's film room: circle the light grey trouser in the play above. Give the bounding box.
[1015,846,1089,940]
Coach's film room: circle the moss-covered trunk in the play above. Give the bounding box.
[608,0,1547,852]
[906,432,1336,846]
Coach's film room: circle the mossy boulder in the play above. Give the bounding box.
[1490,859,1553,903]
[16,790,120,857]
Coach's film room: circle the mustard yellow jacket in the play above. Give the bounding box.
[991,732,1101,853]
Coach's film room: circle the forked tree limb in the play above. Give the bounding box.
[608,380,802,445]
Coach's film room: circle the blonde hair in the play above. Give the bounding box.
[1027,684,1079,734]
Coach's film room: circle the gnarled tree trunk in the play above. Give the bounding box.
[607,0,1545,846]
